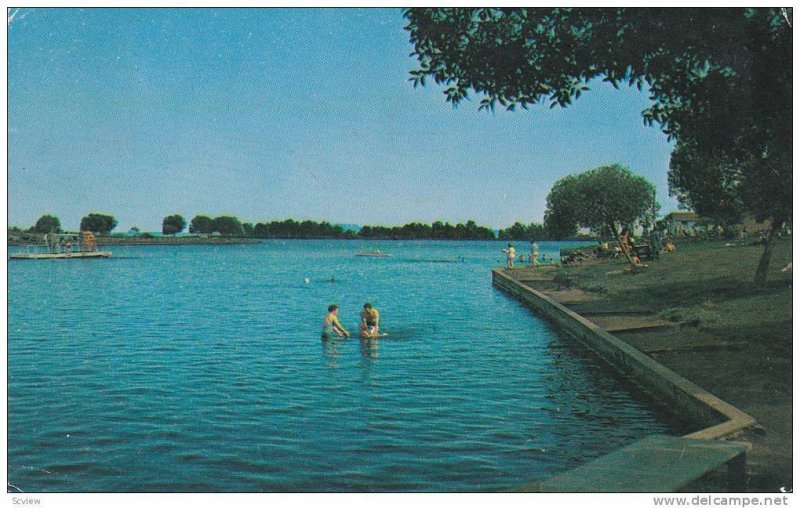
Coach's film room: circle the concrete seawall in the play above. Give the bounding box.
[492,269,755,440]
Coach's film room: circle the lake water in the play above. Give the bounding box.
[8,240,684,492]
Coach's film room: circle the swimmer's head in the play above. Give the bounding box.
[363,303,372,310]
[328,304,338,312]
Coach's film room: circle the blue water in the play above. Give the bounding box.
[8,240,682,492]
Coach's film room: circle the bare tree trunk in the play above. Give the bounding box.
[610,223,636,266]
[754,217,784,285]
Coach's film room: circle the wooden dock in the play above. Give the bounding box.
[538,435,751,492]
[10,251,111,260]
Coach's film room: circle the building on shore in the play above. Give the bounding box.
[663,211,712,236]
[662,211,782,239]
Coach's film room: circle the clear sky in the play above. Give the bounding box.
[8,8,678,232]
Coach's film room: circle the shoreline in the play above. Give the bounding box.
[495,239,791,492]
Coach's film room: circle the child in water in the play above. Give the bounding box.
[360,322,377,339]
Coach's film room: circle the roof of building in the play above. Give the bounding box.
[664,211,701,221]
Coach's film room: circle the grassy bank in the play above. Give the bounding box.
[511,237,792,491]
[559,239,792,347]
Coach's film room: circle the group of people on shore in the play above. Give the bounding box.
[592,227,675,264]
[502,241,558,269]
[502,230,679,269]
[322,303,382,340]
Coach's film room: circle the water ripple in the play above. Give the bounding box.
[8,241,688,492]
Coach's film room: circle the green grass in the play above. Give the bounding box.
[557,238,792,343]
[542,238,793,489]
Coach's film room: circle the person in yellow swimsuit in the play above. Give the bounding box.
[321,304,350,340]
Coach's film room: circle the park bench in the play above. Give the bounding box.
[537,434,751,492]
[633,243,654,261]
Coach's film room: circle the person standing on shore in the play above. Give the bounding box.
[530,240,539,267]
[502,243,516,269]
[321,304,350,340]
[649,228,662,260]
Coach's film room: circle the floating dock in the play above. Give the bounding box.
[10,251,112,260]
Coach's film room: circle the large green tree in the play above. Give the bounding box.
[80,213,117,234]
[668,142,745,225]
[668,140,788,283]
[404,7,791,283]
[189,215,214,234]
[544,165,655,265]
[162,215,187,235]
[33,214,61,234]
[543,174,582,240]
[212,216,243,237]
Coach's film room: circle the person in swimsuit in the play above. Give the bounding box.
[530,240,539,266]
[360,303,380,338]
[502,243,516,269]
[321,304,349,340]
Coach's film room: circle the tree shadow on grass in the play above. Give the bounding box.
[610,276,791,310]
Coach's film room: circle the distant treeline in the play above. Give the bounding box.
[248,219,496,240]
[358,220,495,240]
[251,219,355,238]
[13,213,579,241]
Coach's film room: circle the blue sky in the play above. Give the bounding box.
[8,8,678,232]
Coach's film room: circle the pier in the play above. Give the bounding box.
[10,251,111,260]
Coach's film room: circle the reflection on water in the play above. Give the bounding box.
[322,337,345,368]
[359,337,379,358]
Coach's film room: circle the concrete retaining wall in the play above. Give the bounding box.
[492,269,755,440]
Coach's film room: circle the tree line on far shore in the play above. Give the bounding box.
[9,213,120,236]
[188,215,504,239]
[11,213,570,241]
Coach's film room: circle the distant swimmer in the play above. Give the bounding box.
[321,304,350,340]
[360,302,381,338]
